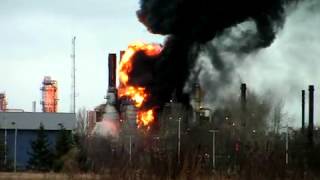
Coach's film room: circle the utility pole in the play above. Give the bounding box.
[286,124,289,165]
[177,117,181,164]
[71,36,76,113]
[209,130,218,170]
[12,122,17,172]
[3,116,7,166]
[129,135,132,164]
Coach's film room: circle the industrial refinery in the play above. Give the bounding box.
[89,43,209,138]
[0,39,319,178]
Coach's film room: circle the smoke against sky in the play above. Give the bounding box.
[196,0,320,127]
[135,0,301,111]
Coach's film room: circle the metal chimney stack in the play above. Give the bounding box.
[308,85,314,146]
[241,83,247,127]
[302,90,305,133]
[106,53,117,105]
[241,83,247,110]
[108,53,117,90]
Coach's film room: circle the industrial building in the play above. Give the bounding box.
[0,76,75,170]
[90,51,210,138]
[0,112,76,170]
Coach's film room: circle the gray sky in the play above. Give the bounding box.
[0,0,164,112]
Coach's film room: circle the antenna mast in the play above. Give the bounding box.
[71,36,76,113]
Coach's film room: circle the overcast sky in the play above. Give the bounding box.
[0,0,164,112]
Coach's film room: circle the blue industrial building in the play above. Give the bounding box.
[0,112,76,170]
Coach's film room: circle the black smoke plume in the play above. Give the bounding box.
[130,0,299,109]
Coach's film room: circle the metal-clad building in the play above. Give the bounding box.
[0,112,76,170]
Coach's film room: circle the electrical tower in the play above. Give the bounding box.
[71,36,76,113]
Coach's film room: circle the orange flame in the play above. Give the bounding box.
[118,86,147,108]
[137,109,155,127]
[118,41,162,127]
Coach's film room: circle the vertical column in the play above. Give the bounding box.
[241,83,247,127]
[108,53,117,90]
[302,90,305,133]
[308,85,314,146]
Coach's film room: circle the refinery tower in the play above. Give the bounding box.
[40,76,58,112]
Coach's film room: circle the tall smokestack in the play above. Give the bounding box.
[308,85,314,146]
[302,90,305,133]
[106,53,117,105]
[241,83,247,127]
[108,53,117,90]
[120,50,125,61]
[241,83,247,109]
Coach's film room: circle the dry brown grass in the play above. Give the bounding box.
[1,172,317,180]
[0,172,100,180]
[0,172,239,180]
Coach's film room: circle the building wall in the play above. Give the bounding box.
[0,112,76,130]
[0,129,63,170]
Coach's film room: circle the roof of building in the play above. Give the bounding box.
[0,112,76,130]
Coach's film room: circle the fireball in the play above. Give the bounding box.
[137,109,155,128]
[118,41,162,127]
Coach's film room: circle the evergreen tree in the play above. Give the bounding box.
[28,123,53,171]
[0,131,7,170]
[53,124,73,171]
